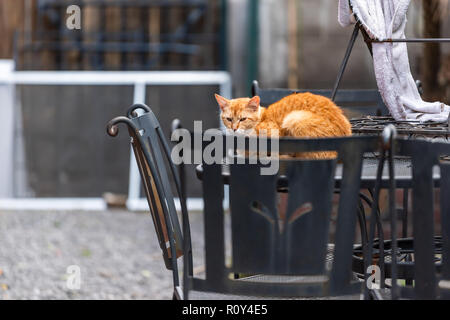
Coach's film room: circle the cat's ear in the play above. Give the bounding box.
[247,96,260,112]
[215,94,230,111]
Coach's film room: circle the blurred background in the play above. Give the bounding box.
[0,0,448,204]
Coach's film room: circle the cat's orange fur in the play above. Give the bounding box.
[215,93,352,159]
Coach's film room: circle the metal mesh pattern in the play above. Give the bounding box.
[240,275,328,284]
[351,116,450,141]
[334,158,414,180]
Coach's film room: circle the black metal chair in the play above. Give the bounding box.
[184,131,389,299]
[252,80,389,117]
[107,104,192,300]
[368,136,450,300]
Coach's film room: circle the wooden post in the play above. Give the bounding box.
[287,0,299,89]
[421,0,442,101]
[125,5,141,69]
[104,1,121,70]
[149,5,161,69]
[0,0,25,59]
[83,2,98,69]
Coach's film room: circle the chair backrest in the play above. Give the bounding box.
[386,138,450,299]
[107,104,192,291]
[186,133,383,298]
[252,81,389,117]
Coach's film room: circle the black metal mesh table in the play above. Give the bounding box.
[196,116,450,189]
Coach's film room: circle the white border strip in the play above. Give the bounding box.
[127,198,204,212]
[0,198,107,211]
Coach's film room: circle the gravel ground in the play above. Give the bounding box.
[0,210,206,300]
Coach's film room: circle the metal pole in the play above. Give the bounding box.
[331,24,360,102]
[220,0,228,71]
[127,82,147,210]
[220,79,232,210]
[0,61,15,198]
[372,38,450,43]
[247,0,259,96]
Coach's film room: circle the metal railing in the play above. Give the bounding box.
[15,0,227,71]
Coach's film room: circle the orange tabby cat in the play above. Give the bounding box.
[215,93,352,159]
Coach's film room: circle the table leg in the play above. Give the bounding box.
[402,188,414,286]
[402,188,409,238]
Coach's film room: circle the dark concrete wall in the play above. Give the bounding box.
[19,85,220,197]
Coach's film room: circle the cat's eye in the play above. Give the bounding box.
[226,117,233,122]
[240,118,247,122]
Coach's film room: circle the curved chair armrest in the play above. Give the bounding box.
[127,103,151,118]
[107,116,139,138]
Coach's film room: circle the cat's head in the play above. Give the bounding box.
[214,94,262,134]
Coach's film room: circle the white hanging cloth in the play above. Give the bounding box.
[338,0,450,123]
